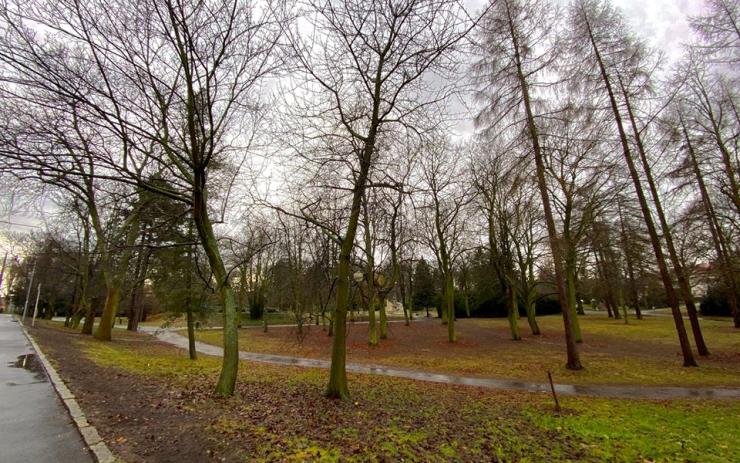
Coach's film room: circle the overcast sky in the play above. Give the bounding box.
[0,0,711,238]
[615,0,707,61]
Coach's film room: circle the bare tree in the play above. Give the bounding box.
[473,0,582,368]
[542,100,617,335]
[280,0,480,398]
[689,0,740,66]
[419,138,470,342]
[568,0,696,365]
[0,0,282,396]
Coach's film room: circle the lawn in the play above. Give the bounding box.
[31,322,740,462]
[194,314,740,387]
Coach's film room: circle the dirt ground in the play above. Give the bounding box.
[27,322,584,462]
[28,321,740,462]
[30,324,243,462]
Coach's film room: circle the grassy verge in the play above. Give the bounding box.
[67,326,740,462]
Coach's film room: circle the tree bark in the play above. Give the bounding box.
[507,4,581,368]
[186,225,197,360]
[444,272,456,342]
[619,76,708,355]
[617,201,642,319]
[379,297,388,339]
[193,174,240,396]
[507,283,521,340]
[565,254,584,341]
[681,115,740,328]
[583,12,696,366]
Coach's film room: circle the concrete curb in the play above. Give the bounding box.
[19,322,118,463]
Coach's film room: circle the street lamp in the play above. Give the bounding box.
[353,271,364,284]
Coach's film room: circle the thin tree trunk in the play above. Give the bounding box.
[619,76,709,355]
[445,272,455,342]
[94,213,140,341]
[507,4,581,369]
[507,283,521,340]
[598,246,621,319]
[362,197,378,346]
[399,269,410,326]
[584,14,696,366]
[76,222,93,332]
[593,249,613,318]
[367,295,377,345]
[186,225,197,360]
[127,233,150,332]
[565,255,584,341]
[193,178,240,396]
[525,260,541,335]
[95,286,122,341]
[682,116,740,328]
[326,142,373,398]
[379,297,388,339]
[617,201,642,319]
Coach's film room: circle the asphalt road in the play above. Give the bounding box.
[0,314,92,463]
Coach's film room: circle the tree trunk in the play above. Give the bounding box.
[584,14,696,366]
[524,261,540,335]
[76,224,93,332]
[595,247,620,320]
[445,272,455,342]
[399,266,411,326]
[186,229,197,360]
[682,116,740,328]
[507,284,521,340]
[93,205,140,341]
[81,300,95,334]
[507,5,581,369]
[379,297,388,339]
[193,181,240,396]
[565,255,583,342]
[367,295,378,345]
[186,305,197,360]
[617,201,642,319]
[619,78,709,355]
[326,136,373,398]
[619,77,708,354]
[94,286,121,341]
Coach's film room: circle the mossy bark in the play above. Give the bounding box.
[507,285,521,341]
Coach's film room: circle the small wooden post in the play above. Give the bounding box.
[547,370,561,413]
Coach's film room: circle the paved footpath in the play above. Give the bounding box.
[145,326,740,400]
[0,314,92,463]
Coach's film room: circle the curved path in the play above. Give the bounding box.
[145,327,740,400]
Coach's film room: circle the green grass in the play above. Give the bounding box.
[83,339,223,380]
[528,398,740,462]
[72,330,740,462]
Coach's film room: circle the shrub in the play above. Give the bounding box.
[700,285,732,317]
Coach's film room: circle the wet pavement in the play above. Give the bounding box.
[149,327,740,400]
[0,314,92,462]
